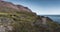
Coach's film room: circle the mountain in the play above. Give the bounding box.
[0,0,60,32]
[0,0,32,12]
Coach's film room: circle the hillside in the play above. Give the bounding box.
[0,0,60,32]
[0,0,32,12]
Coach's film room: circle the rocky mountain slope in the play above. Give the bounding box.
[0,0,32,12]
[0,0,60,32]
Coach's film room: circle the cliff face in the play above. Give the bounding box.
[0,0,60,32]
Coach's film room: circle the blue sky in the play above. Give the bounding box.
[4,0,60,15]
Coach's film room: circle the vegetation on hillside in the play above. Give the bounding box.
[0,11,60,32]
[0,0,60,32]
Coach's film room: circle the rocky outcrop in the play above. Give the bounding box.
[0,17,14,32]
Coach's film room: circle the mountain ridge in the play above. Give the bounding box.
[0,0,32,12]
